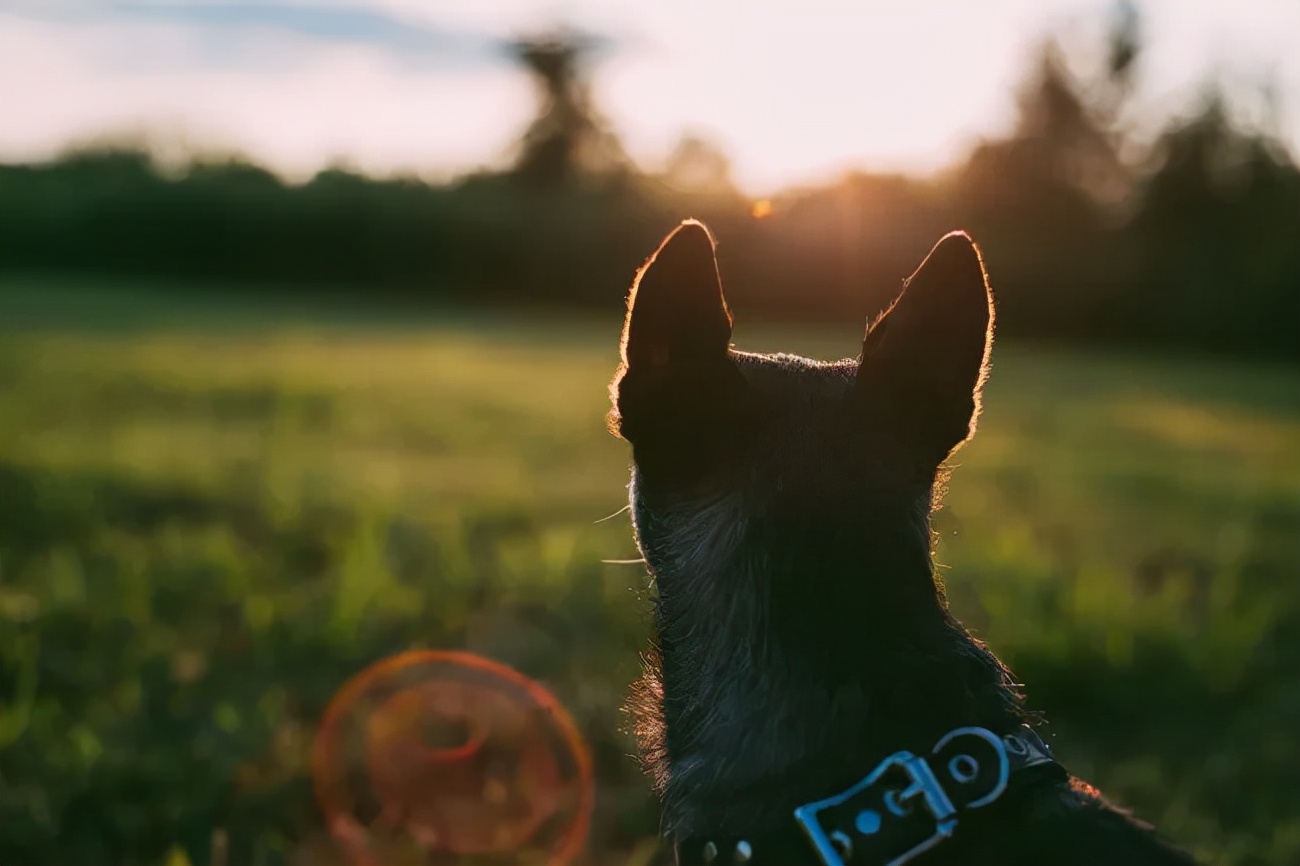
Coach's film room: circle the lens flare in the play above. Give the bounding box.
[312,650,594,866]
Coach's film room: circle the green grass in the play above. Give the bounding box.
[2,278,1299,865]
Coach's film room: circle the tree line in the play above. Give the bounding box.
[1,30,1297,359]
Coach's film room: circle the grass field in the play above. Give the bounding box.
[2,278,1299,866]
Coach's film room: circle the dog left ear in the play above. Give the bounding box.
[857,231,994,462]
[619,219,732,372]
[609,220,740,444]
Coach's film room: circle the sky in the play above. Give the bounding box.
[2,0,1298,194]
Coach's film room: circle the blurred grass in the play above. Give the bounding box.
[2,277,1298,866]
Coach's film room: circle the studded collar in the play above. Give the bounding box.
[675,725,1066,866]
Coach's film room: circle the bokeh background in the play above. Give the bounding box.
[2,2,1299,865]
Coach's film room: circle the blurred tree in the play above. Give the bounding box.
[955,0,1145,226]
[947,1,1147,341]
[508,30,629,187]
[956,39,1132,226]
[658,135,737,197]
[1108,1,1140,76]
[1129,87,1300,354]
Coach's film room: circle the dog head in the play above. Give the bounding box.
[609,220,1010,833]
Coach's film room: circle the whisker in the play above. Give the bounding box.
[593,504,631,524]
[602,557,647,565]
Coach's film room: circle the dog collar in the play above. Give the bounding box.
[676,725,1066,866]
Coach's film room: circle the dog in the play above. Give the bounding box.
[608,221,1196,865]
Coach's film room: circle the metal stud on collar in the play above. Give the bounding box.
[700,839,754,864]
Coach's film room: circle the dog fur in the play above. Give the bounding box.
[608,221,1196,865]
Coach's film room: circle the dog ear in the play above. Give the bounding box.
[857,231,994,462]
[620,219,732,372]
[609,220,741,445]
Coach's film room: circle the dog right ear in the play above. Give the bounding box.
[608,220,741,445]
[856,231,994,464]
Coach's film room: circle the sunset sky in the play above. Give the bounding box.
[2,0,1298,194]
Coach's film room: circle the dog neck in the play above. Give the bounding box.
[629,476,1030,840]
